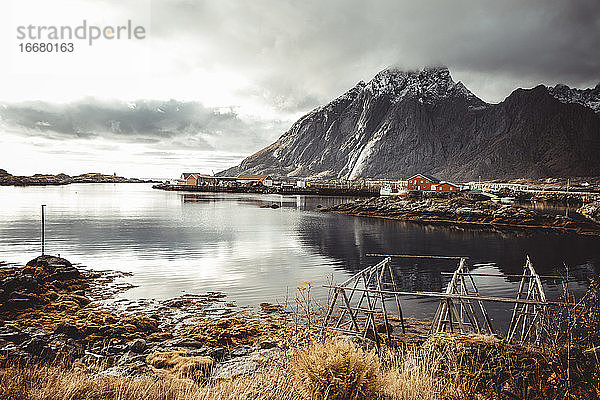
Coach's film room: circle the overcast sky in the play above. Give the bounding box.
[1,0,599,178]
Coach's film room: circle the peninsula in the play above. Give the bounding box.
[324,195,600,236]
[0,169,157,186]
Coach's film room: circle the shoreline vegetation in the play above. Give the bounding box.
[1,255,600,399]
[0,169,157,186]
[323,194,600,236]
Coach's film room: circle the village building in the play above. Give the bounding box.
[236,174,273,187]
[407,174,461,193]
[180,173,207,186]
[406,174,440,191]
[181,173,232,186]
[431,182,461,192]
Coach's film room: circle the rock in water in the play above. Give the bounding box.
[26,255,73,269]
[26,255,80,281]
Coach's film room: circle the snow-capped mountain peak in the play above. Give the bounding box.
[365,66,484,106]
[547,82,600,114]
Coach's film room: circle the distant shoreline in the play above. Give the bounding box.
[0,169,158,187]
[323,196,600,236]
[152,182,379,197]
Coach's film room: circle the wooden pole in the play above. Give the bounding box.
[340,259,387,287]
[351,270,373,333]
[387,261,406,334]
[341,289,360,332]
[459,273,481,333]
[41,205,46,256]
[440,272,566,280]
[334,270,364,329]
[321,291,339,332]
[376,261,392,341]
[508,264,529,341]
[322,285,572,307]
[465,268,494,333]
[362,275,379,343]
[324,256,558,345]
[367,254,468,260]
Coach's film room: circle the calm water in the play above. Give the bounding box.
[1,183,599,332]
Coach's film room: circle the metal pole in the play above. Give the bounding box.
[41,204,46,255]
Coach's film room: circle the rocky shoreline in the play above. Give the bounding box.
[323,195,600,236]
[2,255,599,398]
[0,255,303,381]
[0,169,158,186]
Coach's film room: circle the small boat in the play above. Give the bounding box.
[491,196,515,204]
[500,197,515,204]
[380,185,406,196]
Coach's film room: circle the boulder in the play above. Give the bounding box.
[46,268,80,282]
[24,256,81,283]
[21,337,49,356]
[211,353,261,380]
[67,294,91,307]
[127,338,147,353]
[54,321,85,339]
[118,350,147,365]
[26,255,73,269]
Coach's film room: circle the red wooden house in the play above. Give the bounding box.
[432,182,461,192]
[406,174,440,191]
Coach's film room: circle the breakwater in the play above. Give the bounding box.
[152,183,378,197]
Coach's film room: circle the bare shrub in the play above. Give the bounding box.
[291,339,380,400]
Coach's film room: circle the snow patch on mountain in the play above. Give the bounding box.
[365,66,485,107]
[548,83,600,114]
[348,132,384,179]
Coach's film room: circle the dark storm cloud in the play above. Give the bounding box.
[2,0,598,179]
[149,0,600,105]
[0,99,288,153]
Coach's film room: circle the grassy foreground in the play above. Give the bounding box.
[2,334,599,400]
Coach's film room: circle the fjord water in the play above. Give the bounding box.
[1,183,599,330]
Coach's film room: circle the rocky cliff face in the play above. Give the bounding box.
[220,67,600,181]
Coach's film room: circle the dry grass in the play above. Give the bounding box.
[0,363,300,400]
[2,334,600,400]
[146,351,213,381]
[291,339,381,400]
[379,345,468,400]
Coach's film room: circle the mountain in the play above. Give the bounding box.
[548,83,600,114]
[219,66,600,181]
